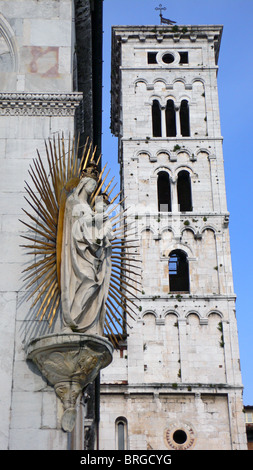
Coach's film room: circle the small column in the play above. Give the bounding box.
[175,105,181,137]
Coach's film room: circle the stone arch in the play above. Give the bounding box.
[115,417,128,450]
[135,149,152,161]
[200,226,217,235]
[179,99,190,136]
[174,164,194,178]
[157,170,172,212]
[186,311,201,322]
[196,148,210,157]
[156,149,171,160]
[154,165,172,177]
[0,13,19,73]
[177,169,193,211]
[143,310,157,320]
[191,77,206,86]
[153,77,168,88]
[163,241,192,259]
[169,249,190,293]
[134,78,148,88]
[141,227,156,241]
[160,226,174,236]
[151,99,162,137]
[176,148,193,160]
[207,310,223,320]
[165,98,177,137]
[181,227,196,248]
[186,312,200,325]
[164,93,177,102]
[172,78,187,88]
[164,310,179,319]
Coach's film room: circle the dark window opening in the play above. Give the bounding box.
[180,100,190,137]
[157,171,171,212]
[148,52,158,64]
[173,430,187,445]
[165,100,177,137]
[162,53,174,64]
[179,51,189,64]
[169,250,189,292]
[152,100,162,137]
[177,170,192,211]
[117,421,125,450]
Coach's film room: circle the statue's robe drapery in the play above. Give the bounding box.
[60,180,112,335]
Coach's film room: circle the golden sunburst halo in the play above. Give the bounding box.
[20,133,141,347]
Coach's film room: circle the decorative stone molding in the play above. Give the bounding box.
[164,421,196,450]
[26,333,113,432]
[0,92,83,116]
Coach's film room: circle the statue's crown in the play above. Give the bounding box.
[80,162,99,181]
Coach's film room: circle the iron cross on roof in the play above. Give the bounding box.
[155,3,176,25]
[155,3,166,19]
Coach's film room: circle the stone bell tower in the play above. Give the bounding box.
[99,24,247,450]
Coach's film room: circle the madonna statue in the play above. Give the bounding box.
[60,163,113,336]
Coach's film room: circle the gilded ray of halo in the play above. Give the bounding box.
[20,133,140,345]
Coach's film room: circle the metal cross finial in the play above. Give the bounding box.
[155,3,167,24]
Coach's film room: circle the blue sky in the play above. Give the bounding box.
[101,0,253,405]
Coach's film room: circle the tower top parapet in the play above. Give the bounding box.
[112,24,223,48]
[111,24,223,137]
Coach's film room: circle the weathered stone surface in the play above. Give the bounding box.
[0,0,78,450]
[100,25,247,450]
[26,333,113,432]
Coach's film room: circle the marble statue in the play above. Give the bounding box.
[22,137,137,432]
[60,164,113,336]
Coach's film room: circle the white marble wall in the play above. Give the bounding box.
[0,0,78,449]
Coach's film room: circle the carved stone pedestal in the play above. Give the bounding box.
[26,333,113,432]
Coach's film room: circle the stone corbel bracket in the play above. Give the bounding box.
[0,92,83,116]
[26,333,113,432]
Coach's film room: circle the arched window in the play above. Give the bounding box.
[116,418,127,450]
[165,100,176,137]
[152,100,162,137]
[180,100,190,137]
[177,170,192,211]
[157,171,171,212]
[169,250,190,292]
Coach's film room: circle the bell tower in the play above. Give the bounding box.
[99,24,247,450]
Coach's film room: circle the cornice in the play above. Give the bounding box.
[111,24,223,40]
[0,92,83,116]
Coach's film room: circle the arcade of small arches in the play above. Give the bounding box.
[134,76,207,139]
[140,309,224,325]
[134,147,210,163]
[133,150,214,213]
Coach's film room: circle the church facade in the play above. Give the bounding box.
[99,24,247,450]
